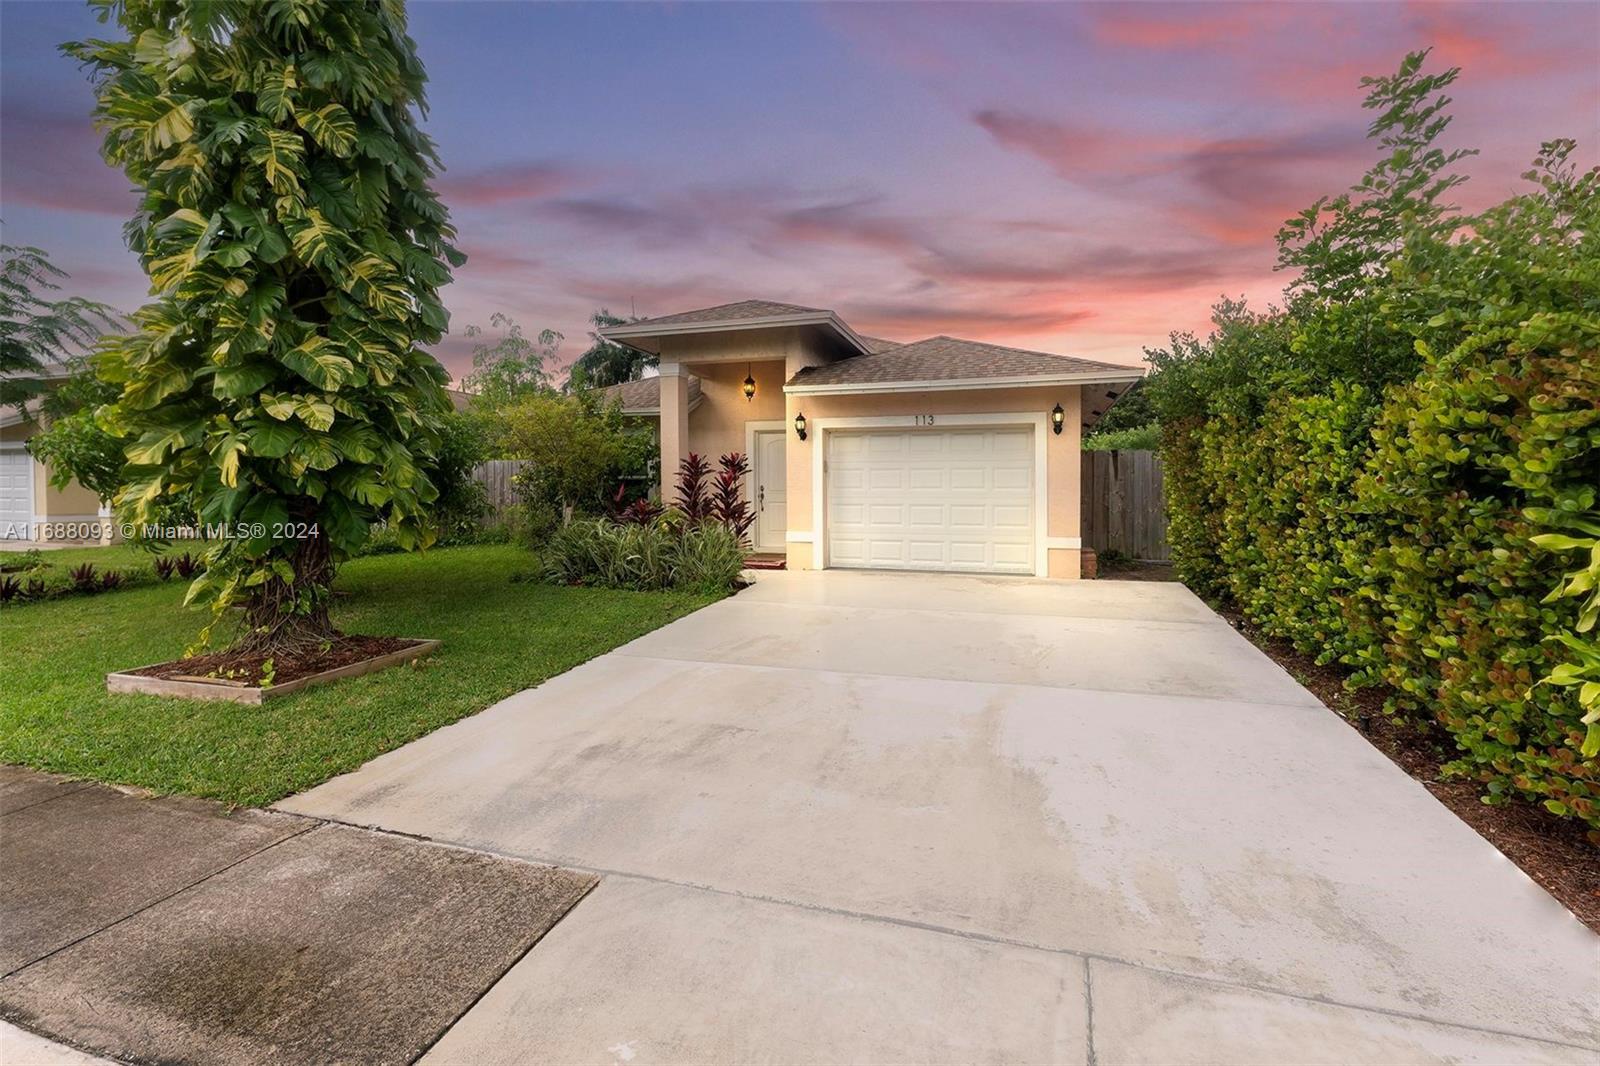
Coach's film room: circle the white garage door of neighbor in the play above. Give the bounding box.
[826,427,1035,574]
[0,449,33,538]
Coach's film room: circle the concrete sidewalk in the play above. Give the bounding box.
[282,570,1600,1063]
[0,767,595,1065]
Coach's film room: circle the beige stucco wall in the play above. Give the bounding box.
[656,325,838,499]
[784,384,1083,579]
[683,359,787,461]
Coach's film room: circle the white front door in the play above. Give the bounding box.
[753,430,788,552]
[825,427,1034,574]
[0,448,33,541]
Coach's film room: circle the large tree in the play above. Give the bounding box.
[0,244,116,413]
[460,312,559,407]
[565,308,650,390]
[67,0,462,653]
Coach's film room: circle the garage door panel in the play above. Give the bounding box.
[868,468,906,491]
[994,543,1033,567]
[994,504,1031,528]
[993,467,1030,491]
[866,540,907,565]
[949,467,987,490]
[948,504,987,528]
[992,430,1032,457]
[826,427,1035,575]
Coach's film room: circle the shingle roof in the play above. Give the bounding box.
[857,335,903,353]
[626,300,828,328]
[786,335,1138,388]
[595,375,702,413]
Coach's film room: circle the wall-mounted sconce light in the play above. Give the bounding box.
[794,411,808,441]
[743,363,756,402]
[1051,403,1065,435]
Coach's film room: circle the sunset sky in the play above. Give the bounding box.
[2,1,1596,381]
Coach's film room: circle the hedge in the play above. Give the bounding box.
[1150,57,1598,832]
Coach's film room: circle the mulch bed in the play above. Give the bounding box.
[130,635,425,689]
[1216,605,1600,935]
[1097,560,1177,582]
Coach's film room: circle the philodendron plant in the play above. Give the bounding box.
[67,0,463,653]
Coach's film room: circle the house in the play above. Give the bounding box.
[600,299,1143,579]
[1,399,107,546]
[593,376,704,443]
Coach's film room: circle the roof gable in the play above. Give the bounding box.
[621,299,827,328]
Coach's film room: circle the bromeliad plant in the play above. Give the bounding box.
[67,0,461,654]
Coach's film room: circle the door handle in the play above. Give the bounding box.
[758,485,765,511]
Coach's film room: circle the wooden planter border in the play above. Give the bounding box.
[105,639,440,705]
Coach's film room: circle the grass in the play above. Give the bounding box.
[0,544,718,807]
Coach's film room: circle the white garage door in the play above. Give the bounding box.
[0,449,33,540]
[826,427,1035,574]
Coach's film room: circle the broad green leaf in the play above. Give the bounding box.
[295,103,356,156]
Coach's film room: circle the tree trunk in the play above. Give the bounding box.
[235,521,340,655]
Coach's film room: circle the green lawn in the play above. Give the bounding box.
[0,544,717,807]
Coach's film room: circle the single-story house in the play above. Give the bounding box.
[1,401,107,546]
[600,299,1143,579]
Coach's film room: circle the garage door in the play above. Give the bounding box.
[826,427,1034,574]
[0,449,33,540]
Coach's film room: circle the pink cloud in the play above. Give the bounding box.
[435,161,589,207]
[0,107,136,217]
[972,109,1188,181]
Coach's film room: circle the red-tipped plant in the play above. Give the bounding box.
[618,498,664,526]
[69,563,99,592]
[710,453,756,544]
[674,453,713,523]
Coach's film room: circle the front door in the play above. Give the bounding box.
[753,430,788,552]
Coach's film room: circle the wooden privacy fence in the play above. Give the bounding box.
[472,459,529,514]
[1080,449,1170,561]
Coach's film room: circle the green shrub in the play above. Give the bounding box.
[542,518,675,590]
[1148,55,1599,832]
[541,516,745,593]
[672,524,746,592]
[428,411,493,545]
[1083,424,1159,451]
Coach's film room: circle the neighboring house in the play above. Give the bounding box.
[593,376,704,443]
[600,299,1142,579]
[1,400,106,545]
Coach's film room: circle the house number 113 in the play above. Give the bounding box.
[914,414,936,426]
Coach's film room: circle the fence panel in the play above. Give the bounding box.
[1080,449,1169,561]
[472,459,529,515]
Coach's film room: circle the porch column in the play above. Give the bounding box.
[658,360,689,503]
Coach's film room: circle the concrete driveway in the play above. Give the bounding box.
[280,570,1600,1064]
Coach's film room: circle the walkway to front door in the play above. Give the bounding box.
[281,570,1599,1063]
